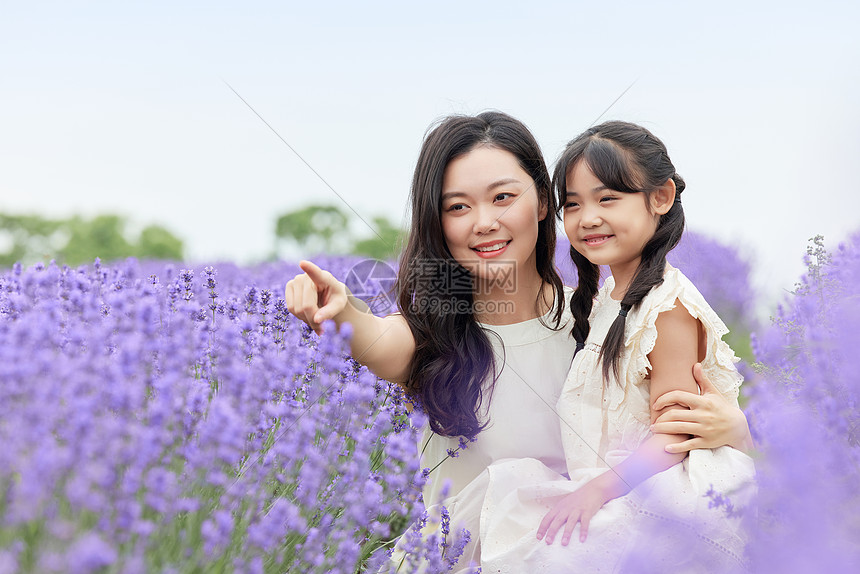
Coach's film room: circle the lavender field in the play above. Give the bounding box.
[1,232,858,573]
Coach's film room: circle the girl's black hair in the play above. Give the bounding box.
[553,121,686,384]
[397,111,565,438]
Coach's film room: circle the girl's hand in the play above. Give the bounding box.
[536,479,613,545]
[651,363,754,454]
[284,260,349,335]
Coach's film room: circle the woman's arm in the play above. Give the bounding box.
[285,260,415,383]
[651,364,754,454]
[537,302,701,545]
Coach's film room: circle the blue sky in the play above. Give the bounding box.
[2,1,858,309]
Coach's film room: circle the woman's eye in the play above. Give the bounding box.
[495,192,514,202]
[564,202,579,209]
[447,204,466,212]
[599,196,617,203]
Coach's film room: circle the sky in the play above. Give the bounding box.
[2,0,858,313]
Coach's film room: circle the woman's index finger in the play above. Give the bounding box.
[299,260,334,287]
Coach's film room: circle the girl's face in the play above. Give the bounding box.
[440,146,547,288]
[563,161,669,282]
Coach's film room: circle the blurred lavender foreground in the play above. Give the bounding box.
[748,234,860,572]
[0,230,858,572]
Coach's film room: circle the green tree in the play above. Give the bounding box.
[0,214,66,267]
[0,212,184,267]
[351,216,405,260]
[60,215,134,266]
[275,204,350,254]
[274,204,406,260]
[138,224,184,260]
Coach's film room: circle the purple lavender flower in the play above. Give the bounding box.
[180,268,194,301]
[0,255,435,572]
[67,532,117,573]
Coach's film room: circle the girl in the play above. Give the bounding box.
[479,121,756,573]
[284,113,752,571]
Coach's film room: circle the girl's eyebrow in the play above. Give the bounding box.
[566,185,609,197]
[442,178,525,200]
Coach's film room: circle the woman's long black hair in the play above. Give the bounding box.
[397,111,565,438]
[553,121,686,384]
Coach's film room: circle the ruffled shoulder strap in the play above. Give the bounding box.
[621,264,743,403]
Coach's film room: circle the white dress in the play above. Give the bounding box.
[480,266,755,573]
[388,288,577,572]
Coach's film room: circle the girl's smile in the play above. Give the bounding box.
[582,234,614,246]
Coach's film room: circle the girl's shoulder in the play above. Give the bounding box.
[624,264,719,359]
[640,264,715,320]
[625,263,742,398]
[590,265,709,323]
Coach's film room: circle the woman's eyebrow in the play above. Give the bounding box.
[486,177,523,191]
[442,178,524,200]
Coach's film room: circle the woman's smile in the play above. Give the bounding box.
[472,240,511,258]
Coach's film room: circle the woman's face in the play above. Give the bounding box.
[440,146,547,289]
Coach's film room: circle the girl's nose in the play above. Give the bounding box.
[579,204,602,227]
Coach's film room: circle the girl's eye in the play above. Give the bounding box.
[446,203,467,212]
[599,196,617,203]
[495,192,514,202]
[564,202,579,209]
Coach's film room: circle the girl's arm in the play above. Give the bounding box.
[537,302,700,546]
[651,364,754,454]
[285,260,415,383]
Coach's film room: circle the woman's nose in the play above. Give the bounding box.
[473,207,501,234]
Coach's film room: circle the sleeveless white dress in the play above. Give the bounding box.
[480,266,755,573]
[387,288,577,572]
